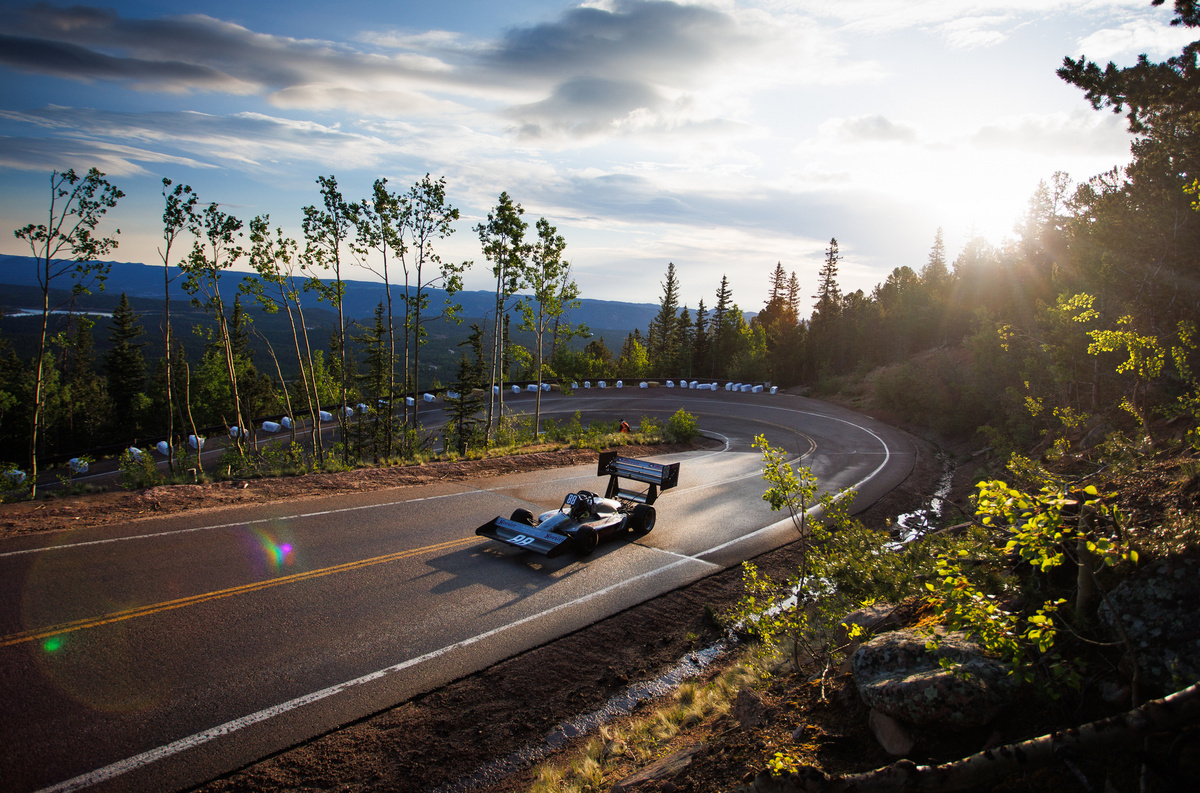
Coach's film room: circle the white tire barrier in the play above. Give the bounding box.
[128,447,143,461]
[584,381,591,388]
[281,416,293,429]
[5,469,26,485]
[598,381,607,388]
[229,426,241,437]
[189,434,205,450]
[424,393,435,402]
[319,411,333,422]
[406,397,416,406]
[156,441,170,456]
[615,380,623,388]
[262,421,281,433]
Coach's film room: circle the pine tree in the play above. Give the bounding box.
[106,292,147,435]
[692,299,708,376]
[672,306,693,377]
[814,238,842,315]
[648,262,681,374]
[711,276,733,376]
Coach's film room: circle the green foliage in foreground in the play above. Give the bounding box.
[733,436,1141,702]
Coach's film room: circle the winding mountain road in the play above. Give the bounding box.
[0,390,915,793]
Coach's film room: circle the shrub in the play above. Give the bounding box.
[118,448,163,490]
[665,408,699,443]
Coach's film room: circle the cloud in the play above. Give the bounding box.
[0,134,212,176]
[1074,18,1199,60]
[0,4,461,101]
[0,1,862,139]
[970,109,1130,156]
[820,115,919,143]
[0,107,397,172]
[0,33,257,92]
[933,16,1010,49]
[477,1,749,86]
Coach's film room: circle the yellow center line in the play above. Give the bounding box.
[2,535,482,649]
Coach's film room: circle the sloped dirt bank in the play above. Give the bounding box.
[0,441,711,539]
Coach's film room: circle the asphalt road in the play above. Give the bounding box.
[0,390,915,793]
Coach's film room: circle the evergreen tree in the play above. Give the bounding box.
[710,276,734,377]
[444,324,487,454]
[814,238,842,315]
[692,299,709,376]
[106,292,148,436]
[648,262,681,374]
[672,306,693,377]
[53,315,108,451]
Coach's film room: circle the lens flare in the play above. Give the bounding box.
[43,635,64,653]
[255,529,295,571]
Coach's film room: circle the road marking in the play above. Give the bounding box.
[0,490,487,558]
[35,553,714,793]
[1,437,733,559]
[27,395,904,792]
[0,536,481,649]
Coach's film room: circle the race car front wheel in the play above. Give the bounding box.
[630,504,656,535]
[510,508,536,526]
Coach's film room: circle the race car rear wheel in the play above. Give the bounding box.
[574,527,599,555]
[510,508,536,526]
[630,504,656,535]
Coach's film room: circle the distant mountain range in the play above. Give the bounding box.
[0,254,688,334]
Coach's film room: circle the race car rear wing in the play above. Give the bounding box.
[598,451,680,505]
[475,516,573,558]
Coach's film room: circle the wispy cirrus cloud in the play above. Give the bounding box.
[0,1,866,140]
[0,106,398,172]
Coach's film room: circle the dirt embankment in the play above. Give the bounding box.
[0,442,706,539]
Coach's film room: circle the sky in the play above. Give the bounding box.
[0,0,1194,310]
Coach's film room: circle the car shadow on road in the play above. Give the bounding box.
[417,538,623,612]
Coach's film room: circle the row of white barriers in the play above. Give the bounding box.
[7,379,781,483]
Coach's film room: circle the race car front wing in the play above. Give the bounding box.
[475,516,574,558]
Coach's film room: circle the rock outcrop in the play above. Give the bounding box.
[851,630,1018,727]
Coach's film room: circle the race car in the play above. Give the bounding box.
[475,451,680,558]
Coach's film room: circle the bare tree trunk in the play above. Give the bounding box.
[292,297,323,465]
[28,276,50,498]
[752,682,1200,793]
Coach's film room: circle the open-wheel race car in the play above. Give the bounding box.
[475,451,680,558]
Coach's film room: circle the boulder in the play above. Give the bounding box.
[732,686,775,730]
[1098,556,1200,695]
[851,630,1018,727]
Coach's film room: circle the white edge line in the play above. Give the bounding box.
[0,491,483,559]
[35,554,711,793]
[696,414,892,561]
[4,432,734,559]
[34,403,898,791]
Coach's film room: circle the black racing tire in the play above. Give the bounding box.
[630,504,656,535]
[510,508,536,526]
[574,527,599,555]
